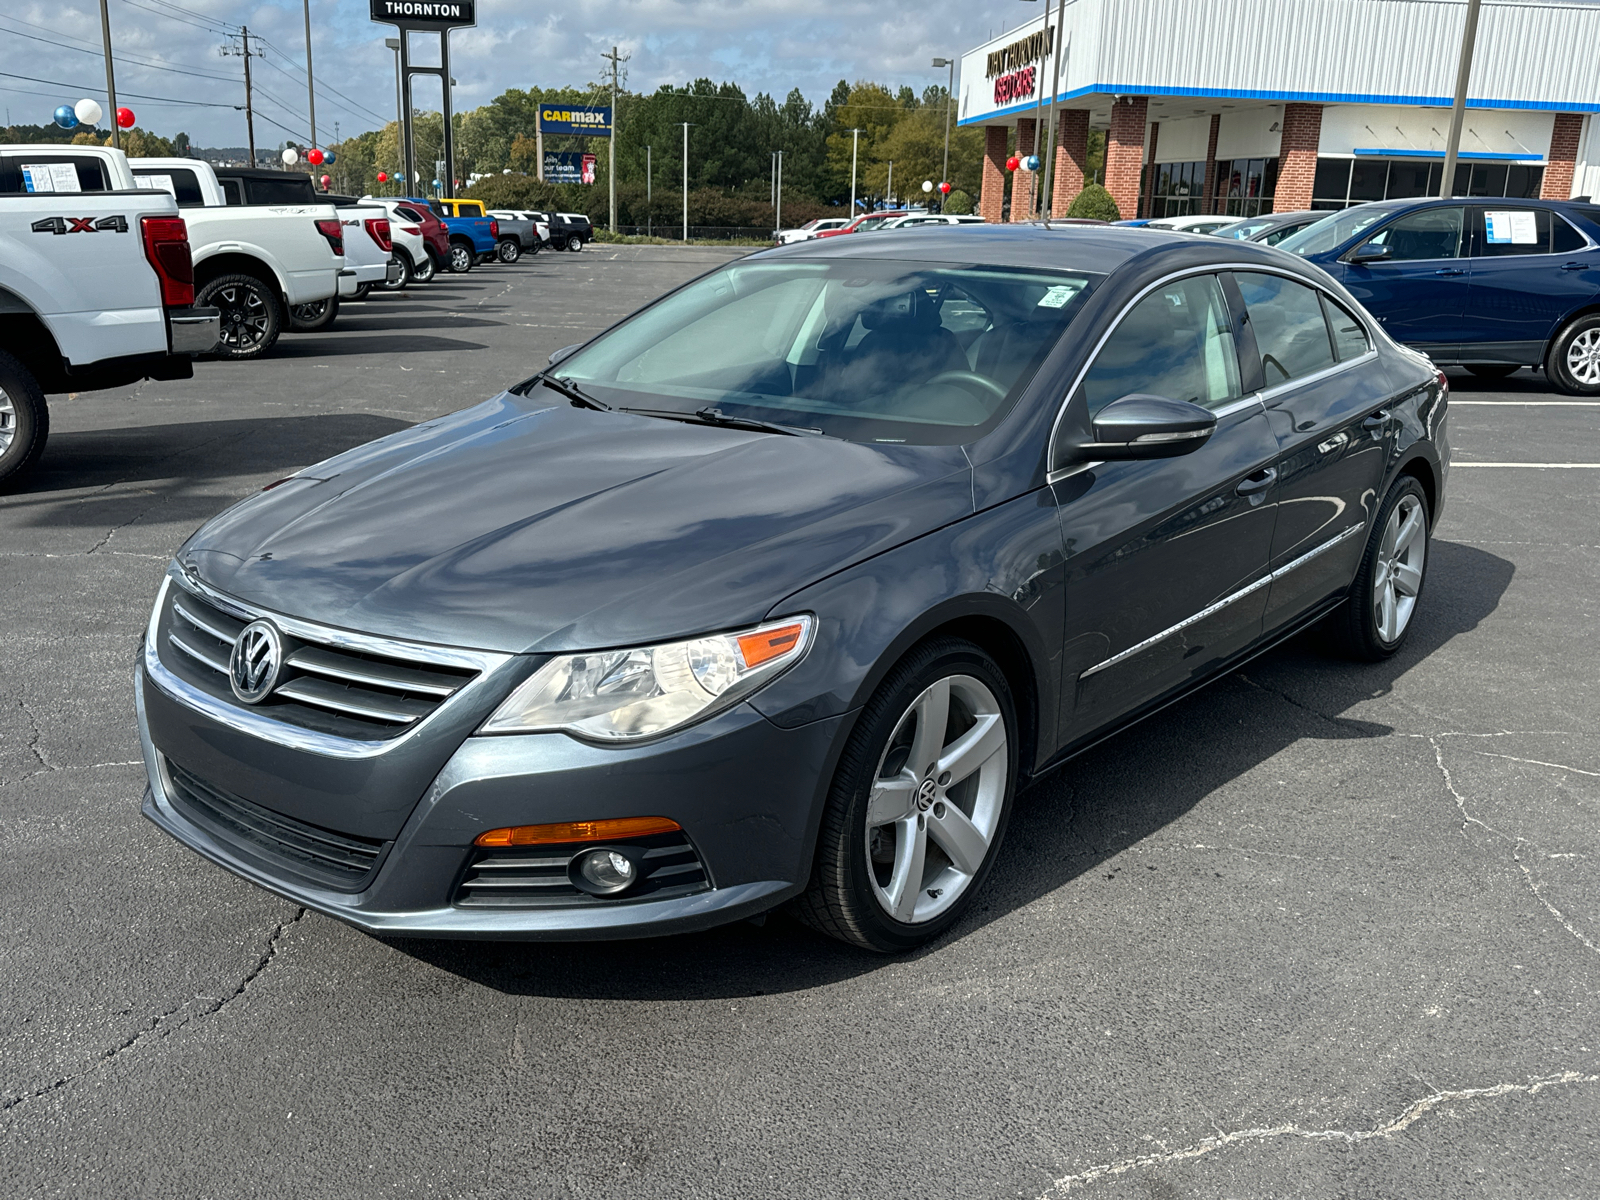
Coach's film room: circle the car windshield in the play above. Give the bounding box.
[1217,219,1272,240]
[1279,205,1392,256]
[553,259,1101,445]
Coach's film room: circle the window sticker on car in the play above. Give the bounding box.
[135,174,176,197]
[1037,284,1080,308]
[21,163,82,193]
[1485,211,1538,245]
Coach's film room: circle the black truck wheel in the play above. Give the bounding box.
[0,347,48,492]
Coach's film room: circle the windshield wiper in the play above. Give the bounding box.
[690,406,828,437]
[538,374,611,411]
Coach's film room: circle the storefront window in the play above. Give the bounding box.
[1311,157,1544,209]
[1149,160,1207,218]
[1215,158,1278,217]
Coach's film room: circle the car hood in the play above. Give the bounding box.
[182,393,974,653]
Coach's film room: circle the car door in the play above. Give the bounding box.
[1229,271,1394,633]
[1339,205,1468,359]
[1462,206,1600,363]
[1052,271,1280,744]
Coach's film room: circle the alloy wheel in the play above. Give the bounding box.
[1373,493,1426,643]
[291,299,330,323]
[0,386,14,456]
[864,674,1007,924]
[217,284,269,350]
[449,245,472,272]
[1565,329,1600,386]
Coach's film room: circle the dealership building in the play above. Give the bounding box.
[957,0,1600,223]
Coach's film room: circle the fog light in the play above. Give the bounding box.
[572,848,638,896]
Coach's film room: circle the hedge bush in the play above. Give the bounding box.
[1065,183,1120,222]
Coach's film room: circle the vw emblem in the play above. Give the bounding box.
[916,777,939,812]
[229,620,283,704]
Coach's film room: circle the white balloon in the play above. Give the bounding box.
[75,98,103,126]
[281,148,299,165]
[922,180,934,193]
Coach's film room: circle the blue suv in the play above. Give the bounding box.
[1280,197,1600,393]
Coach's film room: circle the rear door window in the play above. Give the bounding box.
[1321,294,1372,361]
[133,167,206,207]
[0,155,108,194]
[1473,208,1552,256]
[218,178,244,205]
[1234,272,1336,386]
[1552,216,1589,254]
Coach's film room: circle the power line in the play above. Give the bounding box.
[116,0,237,36]
[250,41,387,127]
[0,68,240,108]
[0,17,240,85]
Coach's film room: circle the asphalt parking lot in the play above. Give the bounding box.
[1,245,1596,1198]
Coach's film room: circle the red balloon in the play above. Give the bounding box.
[939,181,952,194]
[376,171,388,182]
[307,148,324,166]
[1005,155,1020,172]
[320,174,331,186]
[116,107,135,129]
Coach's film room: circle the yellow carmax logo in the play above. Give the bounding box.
[542,109,608,125]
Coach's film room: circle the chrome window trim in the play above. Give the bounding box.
[1045,261,1376,477]
[143,566,516,760]
[1078,522,1364,680]
[1257,349,1379,406]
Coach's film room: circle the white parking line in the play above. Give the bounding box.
[1451,401,1600,406]
[1453,462,1600,468]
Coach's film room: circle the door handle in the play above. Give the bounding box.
[1362,409,1391,430]
[1236,467,1277,496]
[1317,431,1349,455]
[1433,268,1466,277]
[1560,262,1586,271]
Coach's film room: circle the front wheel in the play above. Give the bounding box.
[287,294,339,332]
[1546,314,1600,395]
[566,235,584,252]
[1329,475,1430,661]
[497,238,521,263]
[196,273,281,360]
[795,638,1017,952]
[447,241,474,273]
[0,347,48,492]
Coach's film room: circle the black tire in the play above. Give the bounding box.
[525,239,539,256]
[286,293,340,333]
[0,347,48,492]
[350,282,372,301]
[381,253,412,291]
[1329,475,1431,662]
[196,273,281,360]
[549,236,567,252]
[1465,363,1519,380]
[497,238,521,263]
[566,235,584,252]
[447,240,474,273]
[414,251,438,283]
[1545,313,1600,396]
[794,637,1018,953]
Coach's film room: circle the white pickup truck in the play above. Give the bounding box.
[0,147,219,488]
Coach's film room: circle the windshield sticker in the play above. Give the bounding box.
[21,163,82,194]
[1037,284,1079,308]
[1485,211,1538,245]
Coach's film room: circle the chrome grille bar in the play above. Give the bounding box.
[284,645,463,697]
[273,676,437,725]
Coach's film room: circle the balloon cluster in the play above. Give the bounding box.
[52,99,106,131]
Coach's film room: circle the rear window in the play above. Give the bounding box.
[0,155,108,195]
[396,205,427,222]
[244,177,318,205]
[133,167,205,207]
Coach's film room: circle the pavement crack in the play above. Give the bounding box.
[1473,750,1600,777]
[0,907,306,1116]
[1039,1071,1600,1195]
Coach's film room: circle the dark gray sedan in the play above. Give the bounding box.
[137,226,1448,952]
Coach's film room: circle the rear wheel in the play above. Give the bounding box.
[566,235,584,252]
[0,348,48,492]
[287,294,339,332]
[414,251,437,283]
[447,241,474,273]
[1546,314,1600,395]
[381,253,412,291]
[1329,475,1430,661]
[1465,363,1519,381]
[795,638,1017,952]
[196,273,281,360]
[350,283,372,301]
[497,238,521,263]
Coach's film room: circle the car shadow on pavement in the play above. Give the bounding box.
[266,334,491,358]
[394,538,1514,1000]
[4,413,412,504]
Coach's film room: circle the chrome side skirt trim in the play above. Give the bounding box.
[1078,522,1365,680]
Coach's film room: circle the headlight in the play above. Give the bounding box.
[479,616,813,742]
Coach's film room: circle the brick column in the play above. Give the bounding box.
[1052,108,1091,216]
[1201,114,1221,214]
[1104,96,1147,221]
[1274,102,1323,212]
[1542,113,1584,199]
[1141,122,1160,218]
[1011,118,1038,221]
[980,125,1008,224]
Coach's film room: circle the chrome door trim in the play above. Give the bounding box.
[1077,522,1364,680]
[1256,349,1379,405]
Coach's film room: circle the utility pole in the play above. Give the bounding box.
[1040,0,1068,220]
[224,28,259,167]
[1441,0,1483,198]
[681,122,691,242]
[646,145,652,238]
[302,0,317,148]
[97,0,119,149]
[602,45,628,234]
[849,127,862,214]
[775,149,783,233]
[933,57,955,208]
[886,160,893,208]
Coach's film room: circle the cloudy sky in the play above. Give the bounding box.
[0,0,1032,147]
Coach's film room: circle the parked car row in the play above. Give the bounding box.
[0,141,588,489]
[774,211,985,245]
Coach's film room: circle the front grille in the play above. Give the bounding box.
[162,757,387,892]
[454,830,710,909]
[161,584,478,741]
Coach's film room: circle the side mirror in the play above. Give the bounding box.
[548,343,581,366]
[1347,241,1392,264]
[1074,394,1217,461]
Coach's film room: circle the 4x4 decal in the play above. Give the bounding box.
[30,215,129,235]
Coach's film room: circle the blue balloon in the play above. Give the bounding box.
[323,150,336,164]
[431,179,441,189]
[54,105,79,130]
[1023,154,1041,172]
[394,172,405,182]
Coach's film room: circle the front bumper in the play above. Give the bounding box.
[136,655,848,940]
[168,305,220,355]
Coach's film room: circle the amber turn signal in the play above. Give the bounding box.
[474,816,682,847]
[737,622,805,669]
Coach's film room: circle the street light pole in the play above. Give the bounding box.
[681,121,691,242]
[1440,0,1483,198]
[97,0,119,149]
[302,0,317,149]
[1040,0,1068,220]
[647,145,652,238]
[932,57,955,205]
[849,127,862,214]
[602,45,627,233]
[776,149,782,234]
